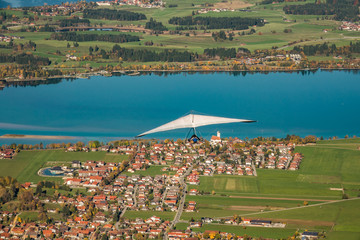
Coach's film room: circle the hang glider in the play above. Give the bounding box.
[136,113,256,138]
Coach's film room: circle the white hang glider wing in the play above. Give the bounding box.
[136,114,256,137]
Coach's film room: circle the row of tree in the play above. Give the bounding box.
[0,53,51,66]
[168,16,265,30]
[59,17,90,27]
[261,0,306,4]
[283,0,360,21]
[291,41,360,56]
[102,44,196,62]
[145,18,168,32]
[204,47,238,59]
[51,32,140,43]
[83,9,146,21]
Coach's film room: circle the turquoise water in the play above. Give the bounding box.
[0,71,359,144]
[41,167,64,176]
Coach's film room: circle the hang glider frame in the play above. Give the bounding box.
[136,112,256,138]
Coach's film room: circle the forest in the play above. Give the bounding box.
[145,18,168,32]
[283,0,360,21]
[291,41,360,56]
[168,16,265,30]
[50,32,140,43]
[204,48,237,59]
[0,53,51,66]
[103,44,196,62]
[83,9,146,21]
[59,18,90,27]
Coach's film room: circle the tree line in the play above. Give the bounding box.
[145,18,168,32]
[50,32,140,43]
[291,41,360,56]
[204,47,237,59]
[168,16,265,30]
[261,0,305,4]
[83,8,146,21]
[0,53,51,66]
[104,44,195,62]
[59,17,90,27]
[283,0,360,21]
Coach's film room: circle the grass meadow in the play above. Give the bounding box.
[0,150,128,183]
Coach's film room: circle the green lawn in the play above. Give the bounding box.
[191,175,259,194]
[191,171,341,198]
[180,195,325,221]
[245,199,360,238]
[0,150,128,183]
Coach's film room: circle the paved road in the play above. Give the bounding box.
[164,161,197,240]
[251,162,257,177]
[161,187,168,206]
[133,185,138,208]
[277,36,360,50]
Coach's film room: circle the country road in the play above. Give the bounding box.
[277,36,360,50]
[237,197,359,217]
[164,161,197,240]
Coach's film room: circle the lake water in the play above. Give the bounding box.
[0,71,359,145]
[0,0,92,8]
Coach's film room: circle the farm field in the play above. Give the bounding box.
[176,223,297,239]
[180,194,329,221]
[181,139,360,238]
[190,139,360,198]
[244,198,360,239]
[1,0,359,71]
[0,150,127,183]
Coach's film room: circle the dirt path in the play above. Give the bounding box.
[229,195,336,202]
[239,198,359,217]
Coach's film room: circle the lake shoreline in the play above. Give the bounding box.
[1,68,359,84]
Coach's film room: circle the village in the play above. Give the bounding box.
[0,132,313,240]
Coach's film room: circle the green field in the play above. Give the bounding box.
[245,199,360,239]
[180,195,326,221]
[1,0,359,71]
[190,139,360,198]
[185,223,297,239]
[0,150,128,183]
[181,140,360,238]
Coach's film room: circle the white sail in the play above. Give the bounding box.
[136,114,255,137]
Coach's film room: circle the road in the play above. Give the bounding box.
[251,161,257,177]
[277,36,360,50]
[238,197,359,217]
[133,185,138,208]
[161,187,168,206]
[164,161,197,239]
[115,185,138,230]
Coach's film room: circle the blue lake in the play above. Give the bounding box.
[0,71,359,144]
